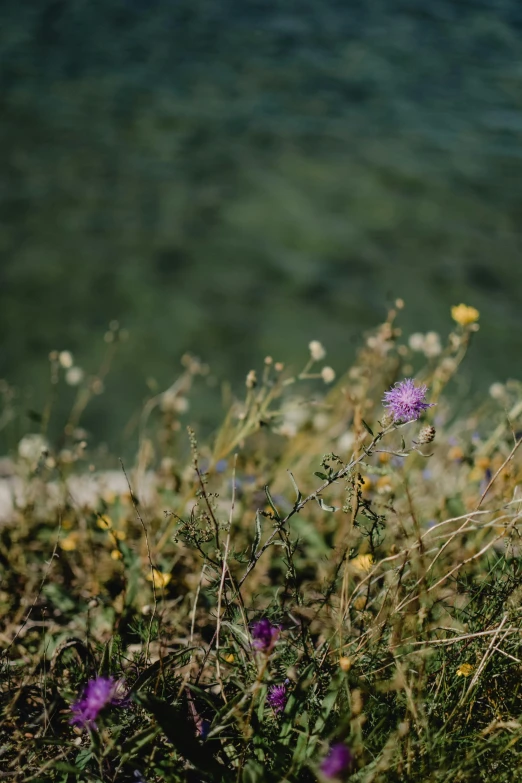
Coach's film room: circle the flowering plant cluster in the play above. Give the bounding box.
[6,303,522,783]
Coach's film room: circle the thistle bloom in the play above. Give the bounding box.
[320,743,353,779]
[70,676,121,729]
[382,378,433,423]
[251,618,280,652]
[267,683,287,714]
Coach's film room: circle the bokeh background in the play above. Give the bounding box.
[1,0,522,451]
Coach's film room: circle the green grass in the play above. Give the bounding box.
[1,305,522,781]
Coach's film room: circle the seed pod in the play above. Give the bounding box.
[417,425,436,444]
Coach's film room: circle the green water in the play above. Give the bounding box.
[1,0,522,449]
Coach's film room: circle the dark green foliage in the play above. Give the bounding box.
[2,1,522,450]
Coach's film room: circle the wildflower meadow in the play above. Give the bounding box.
[2,302,522,782]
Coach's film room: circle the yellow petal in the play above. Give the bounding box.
[360,476,373,494]
[111,549,123,560]
[456,663,474,677]
[376,476,393,494]
[451,304,479,326]
[225,653,235,663]
[448,446,464,461]
[113,529,126,541]
[97,516,112,530]
[59,533,79,551]
[351,554,375,572]
[468,466,484,483]
[339,656,352,672]
[146,568,172,588]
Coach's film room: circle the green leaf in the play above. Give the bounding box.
[119,726,160,764]
[75,748,94,770]
[287,470,302,505]
[53,763,84,773]
[316,497,339,513]
[313,676,343,734]
[264,485,281,521]
[98,636,117,676]
[133,692,224,779]
[362,419,374,436]
[291,730,317,768]
[128,648,197,695]
[251,511,262,561]
[314,471,329,480]
[242,760,267,783]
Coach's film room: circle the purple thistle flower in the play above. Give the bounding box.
[70,676,122,729]
[320,743,353,779]
[382,378,433,423]
[267,683,287,714]
[251,618,280,652]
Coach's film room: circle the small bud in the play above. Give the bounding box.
[309,340,326,361]
[489,382,505,400]
[58,350,74,368]
[417,425,436,444]
[321,366,336,384]
[246,370,257,389]
[65,366,84,386]
[380,412,394,428]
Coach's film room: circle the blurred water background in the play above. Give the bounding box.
[1,0,522,452]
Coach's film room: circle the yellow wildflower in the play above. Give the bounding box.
[339,656,352,672]
[146,568,172,588]
[469,466,484,483]
[225,653,235,663]
[456,663,474,677]
[110,549,123,560]
[97,516,112,530]
[448,445,464,462]
[451,304,479,327]
[59,532,80,551]
[110,529,126,541]
[360,476,372,495]
[351,554,375,572]
[376,476,393,494]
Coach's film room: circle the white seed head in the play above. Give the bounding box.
[58,350,74,368]
[408,333,426,352]
[65,366,84,386]
[423,332,442,358]
[309,340,326,361]
[489,382,505,400]
[321,366,336,384]
[18,434,49,462]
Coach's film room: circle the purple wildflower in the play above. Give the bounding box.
[251,618,280,652]
[70,675,121,729]
[320,743,353,779]
[382,378,433,423]
[267,683,287,714]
